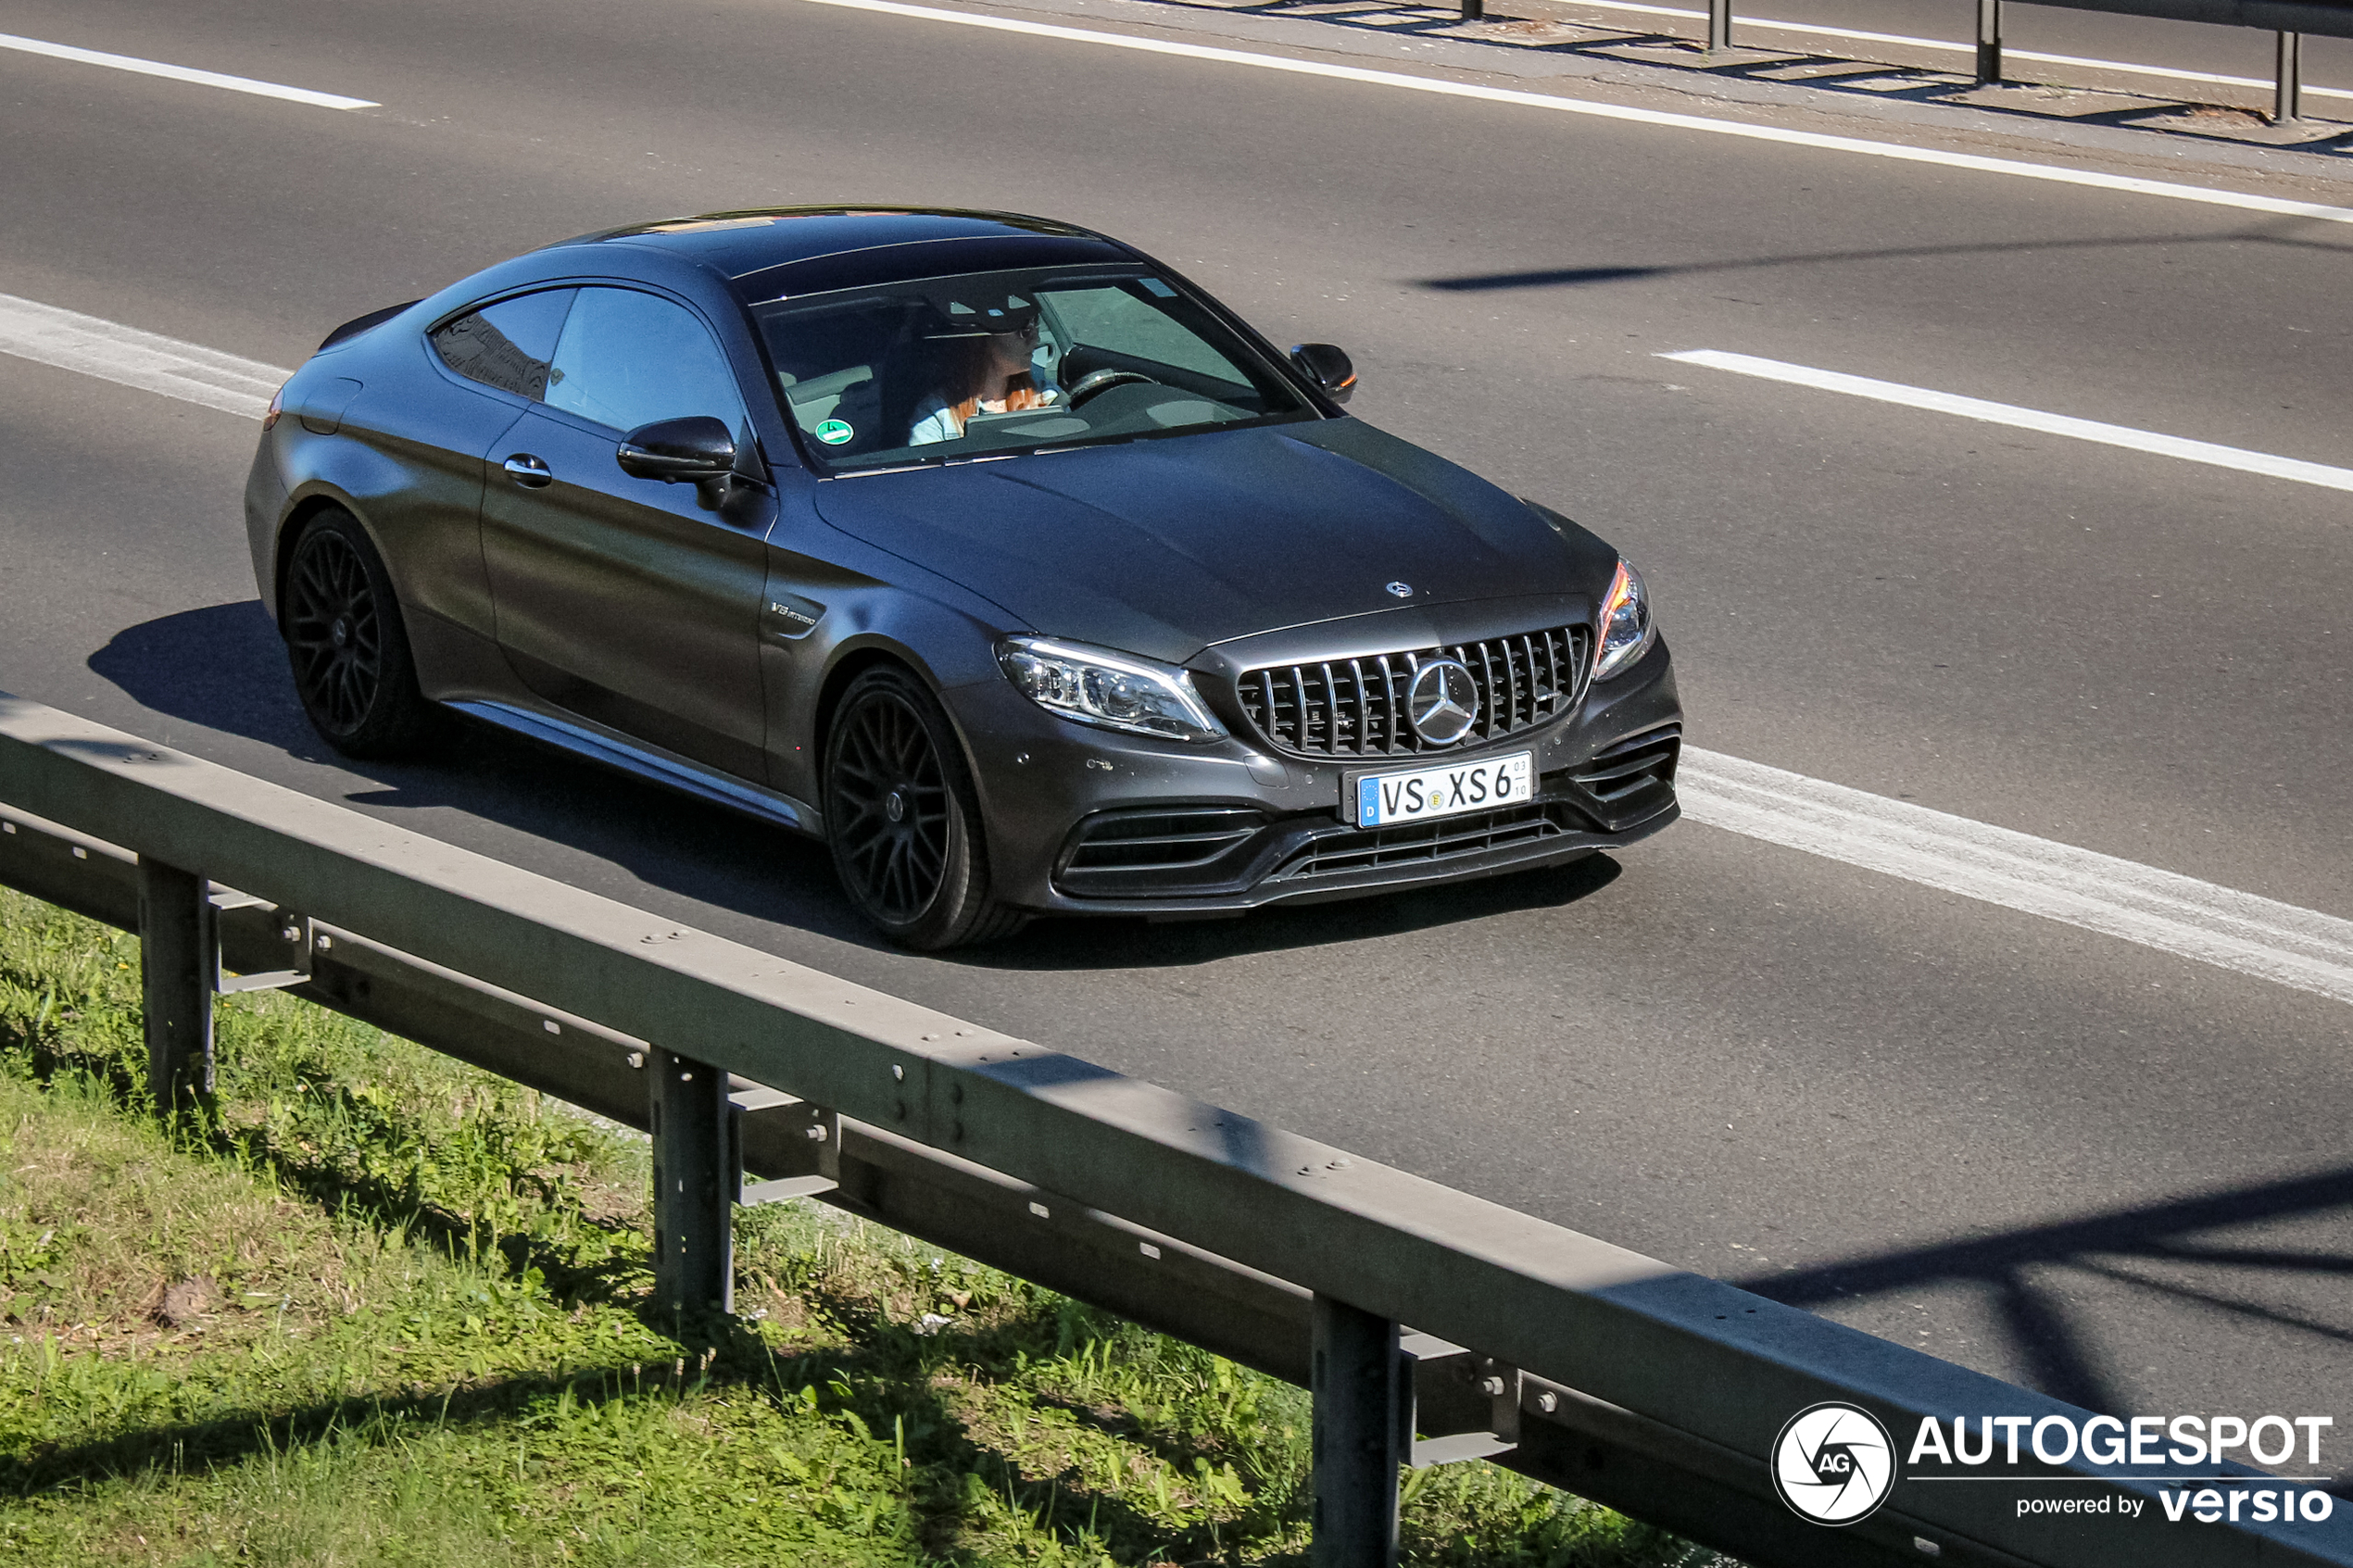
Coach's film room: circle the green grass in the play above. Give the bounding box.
[0,888,1730,1567]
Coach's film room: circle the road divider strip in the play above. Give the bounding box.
[1679,748,2353,1007]
[798,0,2353,227]
[0,293,280,419]
[1547,0,2353,104]
[6,294,2347,1007]
[0,31,378,110]
[1660,347,2353,495]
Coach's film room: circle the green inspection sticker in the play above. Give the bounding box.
[813,419,855,445]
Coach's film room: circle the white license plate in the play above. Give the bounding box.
[1349,751,1533,827]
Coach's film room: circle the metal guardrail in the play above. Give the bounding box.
[0,689,2344,1568]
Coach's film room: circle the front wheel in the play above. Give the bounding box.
[282,508,434,759]
[824,667,1026,949]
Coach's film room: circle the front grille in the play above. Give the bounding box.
[1235,626,1592,759]
[1270,800,1572,881]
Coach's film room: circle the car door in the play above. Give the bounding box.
[478,284,773,781]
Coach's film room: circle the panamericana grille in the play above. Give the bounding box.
[1234,626,1592,759]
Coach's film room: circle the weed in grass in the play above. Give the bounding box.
[0,890,1732,1565]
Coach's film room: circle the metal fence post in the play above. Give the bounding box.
[1976,0,2003,83]
[1707,0,1731,52]
[1460,0,1484,21]
[649,1047,733,1324]
[1311,1295,1403,1568]
[136,858,213,1117]
[2276,31,2303,122]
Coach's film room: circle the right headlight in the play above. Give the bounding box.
[1592,558,1654,681]
[998,635,1227,743]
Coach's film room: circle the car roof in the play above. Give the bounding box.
[557,207,1141,303]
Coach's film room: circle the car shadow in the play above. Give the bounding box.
[83,603,1633,962]
[972,852,1623,969]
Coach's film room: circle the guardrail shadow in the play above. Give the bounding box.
[1732,1162,2353,1479]
[1415,226,2353,295]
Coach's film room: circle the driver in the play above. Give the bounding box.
[907,296,1063,445]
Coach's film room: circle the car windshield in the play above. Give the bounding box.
[751,267,1318,472]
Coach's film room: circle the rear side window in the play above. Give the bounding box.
[428,289,575,399]
[542,287,748,434]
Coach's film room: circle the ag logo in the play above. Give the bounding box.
[1771,1402,1894,1525]
[813,419,855,445]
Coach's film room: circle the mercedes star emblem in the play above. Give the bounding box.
[1385,582,1414,598]
[1406,659,1480,746]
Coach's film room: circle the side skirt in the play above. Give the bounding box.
[447,699,824,840]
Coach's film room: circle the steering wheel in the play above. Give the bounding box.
[1066,369,1156,408]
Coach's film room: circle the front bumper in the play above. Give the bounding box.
[945,638,1682,916]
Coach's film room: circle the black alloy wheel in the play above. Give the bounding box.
[824,666,1025,948]
[283,508,433,758]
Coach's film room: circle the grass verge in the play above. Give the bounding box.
[0,887,1730,1566]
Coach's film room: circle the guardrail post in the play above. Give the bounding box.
[1460,0,1483,21]
[1976,0,2003,83]
[1706,0,1731,52]
[136,858,214,1118]
[1310,1295,1403,1568]
[649,1047,733,1326]
[2275,31,2302,122]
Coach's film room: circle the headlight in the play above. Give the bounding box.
[1592,558,1653,681]
[263,383,285,431]
[999,636,1227,743]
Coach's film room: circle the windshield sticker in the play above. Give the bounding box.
[813,419,855,445]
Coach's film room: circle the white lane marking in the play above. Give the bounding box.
[0,31,378,110]
[1660,348,2353,495]
[799,0,2353,227]
[1679,749,2353,1008]
[6,297,2348,1007]
[1544,0,2353,104]
[0,293,282,419]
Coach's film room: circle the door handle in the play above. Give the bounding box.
[502,453,552,488]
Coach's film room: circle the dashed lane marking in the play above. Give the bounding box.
[1660,348,2353,495]
[0,31,378,110]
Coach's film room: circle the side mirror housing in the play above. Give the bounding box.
[616,416,736,483]
[1290,343,1357,405]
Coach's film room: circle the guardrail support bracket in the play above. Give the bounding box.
[650,1047,734,1326]
[137,858,214,1118]
[1311,1295,1403,1568]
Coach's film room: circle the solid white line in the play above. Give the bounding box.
[1660,348,2353,495]
[1543,0,2353,103]
[0,31,378,110]
[1678,748,2353,1009]
[6,297,2347,1007]
[0,293,282,419]
[798,0,2353,226]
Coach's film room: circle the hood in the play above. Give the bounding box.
[810,421,1607,665]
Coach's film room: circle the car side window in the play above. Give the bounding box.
[542,286,749,435]
[428,289,576,399]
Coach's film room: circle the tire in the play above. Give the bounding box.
[281,508,435,759]
[823,666,1027,949]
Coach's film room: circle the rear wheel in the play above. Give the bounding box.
[824,666,1026,949]
[282,508,434,759]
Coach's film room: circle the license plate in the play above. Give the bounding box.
[1349,751,1532,827]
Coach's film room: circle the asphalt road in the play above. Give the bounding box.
[2,0,2350,1447]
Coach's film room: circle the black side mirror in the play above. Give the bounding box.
[617,416,736,483]
[1290,344,1357,405]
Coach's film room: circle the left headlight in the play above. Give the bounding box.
[1592,559,1654,681]
[999,636,1228,743]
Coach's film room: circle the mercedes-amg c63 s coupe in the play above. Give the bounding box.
[247,207,1681,947]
